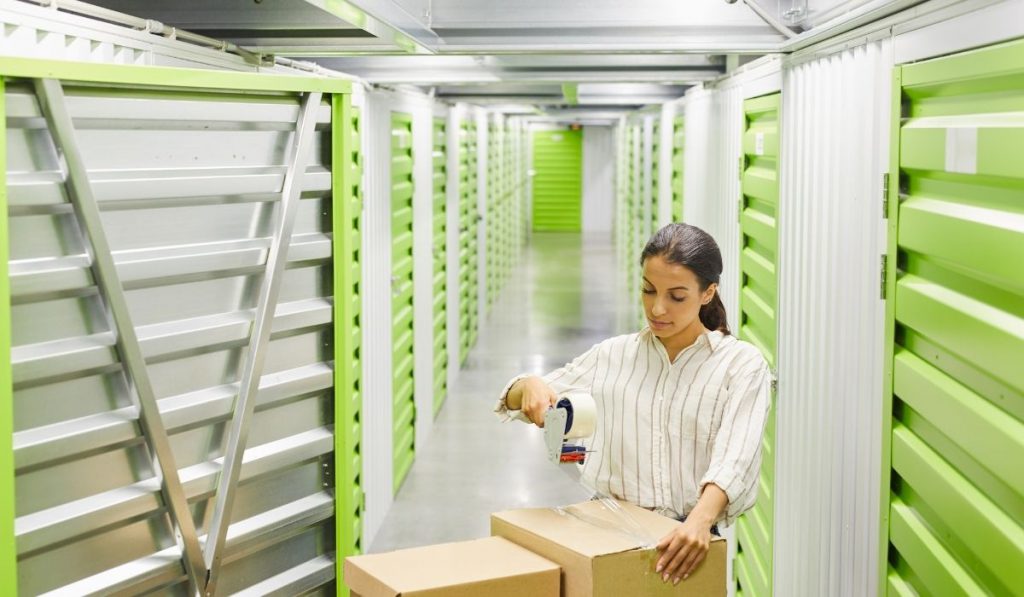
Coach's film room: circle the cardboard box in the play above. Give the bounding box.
[491,500,726,597]
[344,536,561,597]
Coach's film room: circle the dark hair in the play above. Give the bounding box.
[640,223,730,335]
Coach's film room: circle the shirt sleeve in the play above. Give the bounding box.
[494,342,603,423]
[699,350,772,525]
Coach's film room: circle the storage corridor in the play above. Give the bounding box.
[371,232,636,551]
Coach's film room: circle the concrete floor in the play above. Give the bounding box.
[370,231,638,552]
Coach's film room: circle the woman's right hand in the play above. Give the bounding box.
[509,376,559,427]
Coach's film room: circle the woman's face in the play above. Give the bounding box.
[641,255,717,340]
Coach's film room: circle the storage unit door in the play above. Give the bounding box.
[734,91,780,597]
[6,78,341,595]
[390,112,415,493]
[487,124,498,308]
[531,129,582,231]
[432,117,448,417]
[336,99,365,577]
[884,38,1024,597]
[651,120,660,233]
[458,119,478,363]
[672,115,685,222]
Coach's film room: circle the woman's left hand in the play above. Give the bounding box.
[654,516,713,585]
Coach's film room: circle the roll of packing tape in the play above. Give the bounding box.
[561,393,597,439]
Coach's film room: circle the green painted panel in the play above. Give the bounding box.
[391,112,415,495]
[735,92,780,597]
[532,129,582,231]
[458,119,479,364]
[0,56,350,94]
[432,117,448,417]
[884,37,1024,597]
[0,78,15,597]
[334,96,363,589]
[672,115,685,222]
[651,121,660,233]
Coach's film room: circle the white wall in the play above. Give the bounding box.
[360,87,437,548]
[772,38,892,597]
[582,125,616,234]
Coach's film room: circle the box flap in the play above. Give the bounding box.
[344,536,559,596]
[491,500,724,559]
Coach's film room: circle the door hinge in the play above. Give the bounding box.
[882,173,890,219]
[770,369,778,394]
[880,255,888,300]
[738,156,745,180]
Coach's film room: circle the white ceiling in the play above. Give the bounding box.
[83,0,906,117]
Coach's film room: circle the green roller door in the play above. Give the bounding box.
[651,120,660,233]
[487,124,498,308]
[882,39,1024,597]
[432,118,448,417]
[391,112,415,493]
[459,119,479,363]
[629,124,644,326]
[672,115,685,222]
[334,98,364,580]
[623,124,638,286]
[734,92,780,597]
[532,129,582,231]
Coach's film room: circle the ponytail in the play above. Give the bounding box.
[699,289,730,335]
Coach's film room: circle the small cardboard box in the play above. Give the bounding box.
[491,500,726,597]
[344,536,561,597]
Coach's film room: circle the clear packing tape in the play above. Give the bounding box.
[546,392,660,548]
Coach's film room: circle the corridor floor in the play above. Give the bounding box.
[370,231,639,551]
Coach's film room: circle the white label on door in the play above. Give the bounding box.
[551,134,564,142]
[755,132,765,156]
[945,127,978,175]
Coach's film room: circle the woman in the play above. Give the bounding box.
[495,223,771,586]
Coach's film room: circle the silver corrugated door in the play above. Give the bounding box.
[6,75,341,595]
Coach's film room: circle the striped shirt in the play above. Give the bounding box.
[496,329,771,526]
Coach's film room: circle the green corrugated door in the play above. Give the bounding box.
[651,121,660,233]
[672,115,685,222]
[432,118,448,417]
[487,123,498,308]
[334,98,364,577]
[390,112,415,492]
[734,92,780,597]
[459,119,479,363]
[630,124,644,327]
[532,129,582,231]
[883,39,1024,596]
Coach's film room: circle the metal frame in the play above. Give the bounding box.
[0,77,15,597]
[202,89,324,595]
[0,56,350,94]
[34,77,209,595]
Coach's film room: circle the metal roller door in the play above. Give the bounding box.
[651,120,660,233]
[390,112,415,493]
[883,38,1024,596]
[531,129,582,231]
[487,123,498,308]
[4,64,347,595]
[734,91,780,597]
[431,117,448,417]
[672,115,685,222]
[458,119,479,364]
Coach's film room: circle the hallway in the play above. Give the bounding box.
[370,232,637,552]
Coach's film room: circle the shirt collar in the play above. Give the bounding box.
[637,327,726,354]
